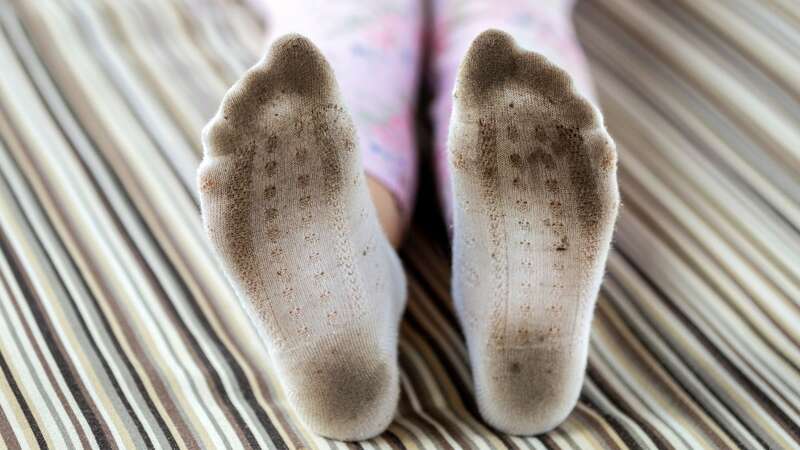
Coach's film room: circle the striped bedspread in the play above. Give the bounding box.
[1,0,798,448]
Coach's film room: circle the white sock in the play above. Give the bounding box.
[197,34,406,441]
[448,30,619,434]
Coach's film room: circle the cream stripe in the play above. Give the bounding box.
[0,269,61,448]
[396,373,445,450]
[591,314,708,449]
[0,249,89,449]
[11,4,245,447]
[19,4,299,446]
[601,0,800,171]
[0,0,799,447]
[581,377,662,449]
[0,365,35,449]
[400,320,493,449]
[0,106,136,450]
[612,214,797,449]
[397,340,463,449]
[673,0,800,94]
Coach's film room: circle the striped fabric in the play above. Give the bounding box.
[0,0,798,448]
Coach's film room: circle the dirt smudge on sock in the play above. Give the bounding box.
[477,117,499,191]
[551,124,602,234]
[311,103,352,198]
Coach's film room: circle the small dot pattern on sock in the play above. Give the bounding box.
[448,30,619,435]
[431,0,596,224]
[198,35,407,441]
[265,0,423,218]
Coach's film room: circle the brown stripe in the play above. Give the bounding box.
[585,341,678,449]
[572,403,627,450]
[580,395,648,450]
[617,189,799,445]
[396,345,461,449]
[0,344,47,449]
[0,265,92,449]
[0,108,119,449]
[0,394,22,450]
[2,8,275,448]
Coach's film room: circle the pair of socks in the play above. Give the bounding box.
[199,29,618,440]
[259,0,595,223]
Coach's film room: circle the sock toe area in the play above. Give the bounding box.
[200,33,338,156]
[456,28,594,110]
[264,33,337,96]
[456,29,518,98]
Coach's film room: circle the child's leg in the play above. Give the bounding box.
[432,3,619,435]
[265,0,423,246]
[198,36,407,440]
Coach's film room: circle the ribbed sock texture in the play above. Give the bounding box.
[448,30,619,435]
[197,35,406,441]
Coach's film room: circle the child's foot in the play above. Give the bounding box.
[448,30,619,434]
[197,34,406,441]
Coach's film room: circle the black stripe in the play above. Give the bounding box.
[0,139,124,449]
[609,253,771,449]
[396,350,459,450]
[586,318,688,450]
[401,252,464,338]
[0,325,48,449]
[3,9,280,448]
[583,0,800,236]
[381,428,408,450]
[581,395,646,450]
[586,55,800,357]
[62,2,198,207]
[403,309,524,450]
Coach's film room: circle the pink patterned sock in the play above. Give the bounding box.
[431,0,596,224]
[262,0,423,222]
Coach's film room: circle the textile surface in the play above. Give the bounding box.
[0,0,798,448]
